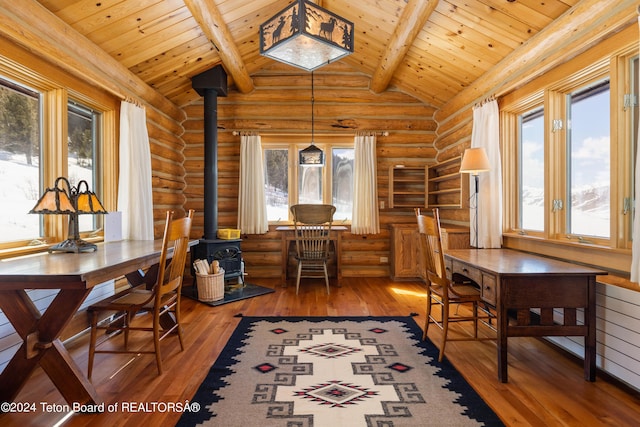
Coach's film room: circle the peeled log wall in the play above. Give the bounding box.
[183,64,442,279]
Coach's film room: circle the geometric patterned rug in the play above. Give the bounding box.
[176,316,504,427]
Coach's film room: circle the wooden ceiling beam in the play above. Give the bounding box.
[369,0,437,93]
[183,0,254,94]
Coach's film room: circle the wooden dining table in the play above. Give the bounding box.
[0,239,195,407]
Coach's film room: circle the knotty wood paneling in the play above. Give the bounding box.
[33,0,584,108]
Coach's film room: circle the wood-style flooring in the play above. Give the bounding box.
[1,277,639,426]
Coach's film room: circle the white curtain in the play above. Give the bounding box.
[238,134,268,234]
[471,99,502,248]
[631,16,640,282]
[118,101,154,240]
[351,133,380,234]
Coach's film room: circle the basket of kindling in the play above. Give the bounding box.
[193,259,225,302]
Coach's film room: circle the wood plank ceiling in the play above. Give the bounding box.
[35,0,579,108]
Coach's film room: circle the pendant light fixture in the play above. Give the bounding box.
[299,72,324,166]
[260,0,354,72]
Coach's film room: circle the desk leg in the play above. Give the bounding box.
[0,288,102,406]
[585,277,597,381]
[497,299,508,383]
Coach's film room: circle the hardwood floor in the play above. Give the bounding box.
[1,277,639,426]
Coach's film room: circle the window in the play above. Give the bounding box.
[264,148,289,222]
[0,72,108,252]
[298,164,322,204]
[566,80,610,238]
[0,78,41,243]
[518,107,545,232]
[331,148,354,221]
[509,77,611,245]
[68,101,101,233]
[503,42,637,262]
[263,141,354,222]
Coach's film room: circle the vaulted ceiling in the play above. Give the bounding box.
[36,0,580,108]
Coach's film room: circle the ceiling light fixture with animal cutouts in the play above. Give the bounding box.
[260,0,354,72]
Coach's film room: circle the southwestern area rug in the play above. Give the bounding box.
[177,316,504,427]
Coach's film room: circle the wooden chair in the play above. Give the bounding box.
[416,208,493,362]
[87,209,194,379]
[290,204,336,295]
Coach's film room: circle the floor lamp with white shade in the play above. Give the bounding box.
[460,147,491,248]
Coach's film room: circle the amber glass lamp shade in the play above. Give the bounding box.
[30,176,107,253]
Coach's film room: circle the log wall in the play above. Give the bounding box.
[182,64,441,279]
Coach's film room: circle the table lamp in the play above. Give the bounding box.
[29,176,107,253]
[460,147,490,248]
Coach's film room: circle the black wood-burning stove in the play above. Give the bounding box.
[191,66,244,284]
[192,238,243,284]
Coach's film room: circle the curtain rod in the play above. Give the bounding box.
[231,131,389,136]
[473,95,496,109]
[122,96,142,108]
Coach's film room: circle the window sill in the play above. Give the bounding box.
[0,236,104,260]
[502,232,631,276]
[0,243,50,260]
[596,274,639,293]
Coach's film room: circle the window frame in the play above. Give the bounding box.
[67,98,104,234]
[563,78,611,244]
[261,135,354,223]
[0,52,117,257]
[501,41,637,269]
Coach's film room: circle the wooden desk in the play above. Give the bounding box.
[444,248,607,383]
[276,225,347,285]
[0,240,192,406]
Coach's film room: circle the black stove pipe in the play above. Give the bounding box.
[191,66,228,240]
[202,88,218,240]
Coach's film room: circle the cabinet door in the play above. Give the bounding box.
[391,225,423,280]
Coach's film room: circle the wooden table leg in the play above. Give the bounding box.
[585,277,597,381]
[0,288,102,406]
[497,293,508,383]
[125,264,159,290]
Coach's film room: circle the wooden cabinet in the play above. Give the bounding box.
[390,224,423,280]
[388,166,426,208]
[390,223,470,281]
[427,156,467,209]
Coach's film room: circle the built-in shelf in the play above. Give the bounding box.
[388,166,427,208]
[427,156,467,209]
[388,157,467,209]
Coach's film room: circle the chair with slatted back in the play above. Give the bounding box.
[86,209,194,379]
[290,204,336,295]
[416,208,494,362]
